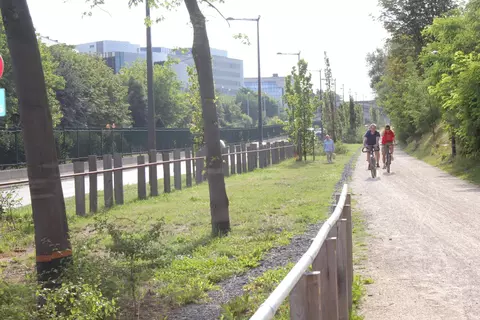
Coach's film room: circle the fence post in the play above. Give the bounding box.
[280,141,286,161]
[149,150,158,197]
[324,237,339,320]
[259,144,265,169]
[222,147,229,177]
[241,142,247,173]
[174,149,182,190]
[196,148,204,185]
[252,144,258,169]
[289,271,322,320]
[266,142,271,166]
[272,142,279,164]
[113,154,124,205]
[163,152,171,193]
[185,148,192,187]
[73,162,86,216]
[344,194,353,312]
[236,145,242,174]
[103,154,113,208]
[247,145,253,172]
[137,155,147,200]
[88,155,98,213]
[337,219,349,320]
[229,144,236,175]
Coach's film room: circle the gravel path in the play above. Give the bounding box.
[352,149,480,320]
[166,151,360,320]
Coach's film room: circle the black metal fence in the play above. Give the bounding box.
[0,125,285,168]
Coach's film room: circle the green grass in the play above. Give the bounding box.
[404,124,480,185]
[0,145,360,318]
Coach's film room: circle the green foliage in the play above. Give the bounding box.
[187,65,204,149]
[119,60,188,128]
[36,282,118,320]
[50,44,131,128]
[284,59,316,161]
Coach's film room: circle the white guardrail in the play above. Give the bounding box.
[250,184,353,320]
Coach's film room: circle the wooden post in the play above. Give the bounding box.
[137,155,147,200]
[230,144,236,175]
[259,144,265,169]
[222,147,229,177]
[344,194,353,311]
[113,154,124,205]
[236,145,242,174]
[273,142,279,164]
[149,150,158,197]
[289,271,322,320]
[241,143,247,173]
[174,149,182,190]
[88,155,98,213]
[185,148,193,187]
[103,154,113,208]
[325,237,339,320]
[163,152,171,193]
[196,148,204,184]
[73,162,86,216]
[337,219,349,320]
[266,142,271,166]
[253,143,257,167]
[280,141,286,161]
[247,145,253,172]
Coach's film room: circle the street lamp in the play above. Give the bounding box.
[146,2,155,151]
[277,51,301,62]
[227,16,263,143]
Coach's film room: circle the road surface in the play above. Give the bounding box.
[7,137,286,207]
[352,149,480,320]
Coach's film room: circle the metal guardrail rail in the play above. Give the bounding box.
[250,184,353,320]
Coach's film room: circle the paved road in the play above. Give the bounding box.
[352,150,480,320]
[9,137,287,207]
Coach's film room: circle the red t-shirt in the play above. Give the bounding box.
[382,130,395,144]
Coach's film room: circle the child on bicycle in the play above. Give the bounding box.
[381,124,395,169]
[363,123,380,168]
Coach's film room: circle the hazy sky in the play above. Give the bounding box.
[28,0,389,100]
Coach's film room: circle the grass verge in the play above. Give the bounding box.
[0,145,359,319]
[403,124,480,185]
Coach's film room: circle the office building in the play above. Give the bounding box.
[168,49,244,95]
[244,74,286,111]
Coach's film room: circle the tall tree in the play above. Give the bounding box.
[127,77,148,127]
[284,59,316,161]
[378,0,456,55]
[366,48,387,91]
[323,52,337,141]
[0,0,71,287]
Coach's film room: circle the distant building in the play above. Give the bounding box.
[244,74,286,112]
[76,41,243,94]
[168,49,244,95]
[357,100,389,124]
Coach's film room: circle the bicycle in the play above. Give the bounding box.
[362,145,379,178]
[384,143,393,173]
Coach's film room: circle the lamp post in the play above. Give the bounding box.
[146,1,155,152]
[309,69,324,140]
[227,16,263,143]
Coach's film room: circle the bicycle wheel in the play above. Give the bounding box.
[386,152,391,173]
[370,156,376,178]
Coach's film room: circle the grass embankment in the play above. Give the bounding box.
[403,125,480,185]
[1,145,359,319]
[220,150,372,320]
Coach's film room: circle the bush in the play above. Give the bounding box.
[0,280,36,320]
[36,282,118,320]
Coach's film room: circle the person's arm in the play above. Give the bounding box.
[363,132,368,146]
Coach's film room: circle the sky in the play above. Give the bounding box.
[28,0,389,100]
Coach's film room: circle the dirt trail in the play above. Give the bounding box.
[352,149,480,320]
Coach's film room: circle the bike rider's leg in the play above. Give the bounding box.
[390,144,394,160]
[375,148,381,167]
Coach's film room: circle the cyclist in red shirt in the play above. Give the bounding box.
[381,124,395,169]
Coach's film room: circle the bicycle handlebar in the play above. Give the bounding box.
[362,146,380,153]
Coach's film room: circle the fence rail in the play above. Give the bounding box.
[0,125,285,168]
[250,184,353,320]
[1,141,296,215]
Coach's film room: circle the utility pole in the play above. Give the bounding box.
[146,2,155,151]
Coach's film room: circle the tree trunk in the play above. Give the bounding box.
[0,0,72,287]
[184,0,230,236]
